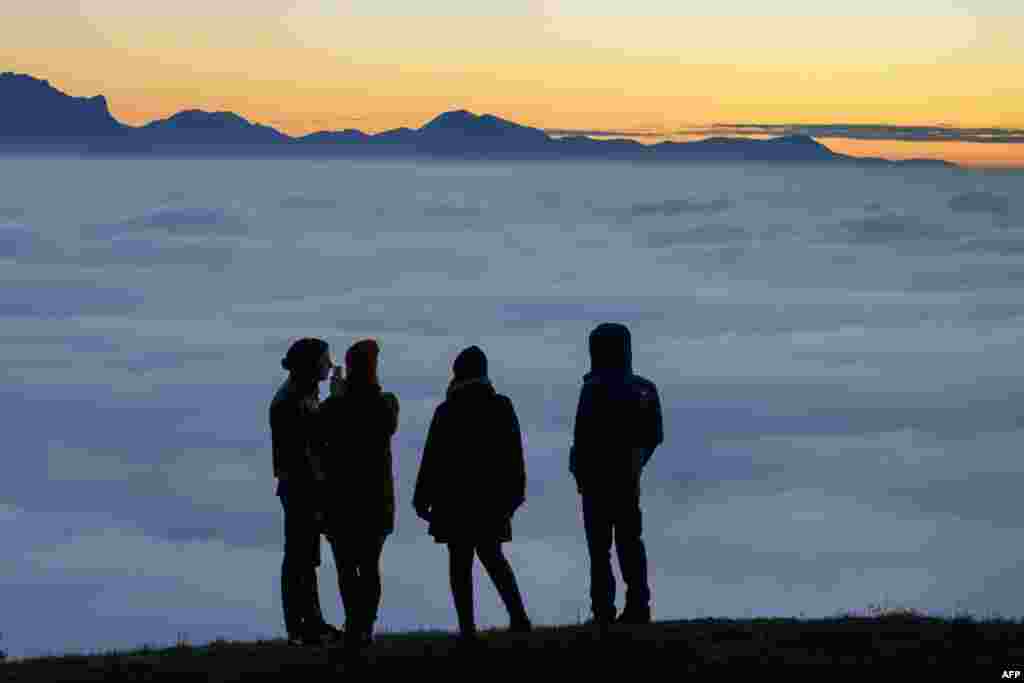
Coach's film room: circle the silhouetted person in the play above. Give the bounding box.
[318,339,399,651]
[570,323,663,625]
[413,346,531,643]
[269,337,341,645]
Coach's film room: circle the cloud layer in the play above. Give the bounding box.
[2,157,1023,658]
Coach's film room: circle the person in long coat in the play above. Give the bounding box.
[412,345,531,642]
[318,338,399,650]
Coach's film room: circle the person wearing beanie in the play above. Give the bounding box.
[269,337,341,646]
[413,345,531,644]
[318,338,399,651]
[570,323,664,627]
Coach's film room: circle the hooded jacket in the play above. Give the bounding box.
[413,348,526,544]
[318,340,399,536]
[570,323,664,495]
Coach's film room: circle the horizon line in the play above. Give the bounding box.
[5,70,1024,168]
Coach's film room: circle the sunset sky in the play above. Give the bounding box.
[3,1,1022,166]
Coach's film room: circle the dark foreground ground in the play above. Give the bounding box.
[3,616,1024,679]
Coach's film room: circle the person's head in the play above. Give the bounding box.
[453,345,488,381]
[588,323,632,375]
[282,337,332,383]
[345,338,380,386]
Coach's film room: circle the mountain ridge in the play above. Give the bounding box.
[0,72,956,167]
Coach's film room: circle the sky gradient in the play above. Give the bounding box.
[4,4,1023,165]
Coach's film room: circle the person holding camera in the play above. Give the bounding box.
[318,338,399,651]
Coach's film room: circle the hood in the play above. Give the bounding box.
[345,338,380,387]
[453,345,488,381]
[587,323,632,377]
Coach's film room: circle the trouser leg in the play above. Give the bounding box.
[280,557,304,636]
[615,492,651,612]
[358,535,386,632]
[448,543,476,635]
[325,533,359,631]
[476,542,529,625]
[582,494,616,619]
[280,492,320,635]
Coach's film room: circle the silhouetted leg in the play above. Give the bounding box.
[615,493,651,616]
[280,556,303,636]
[358,535,386,635]
[476,541,529,626]
[280,491,320,636]
[582,494,616,620]
[448,542,476,635]
[325,533,360,632]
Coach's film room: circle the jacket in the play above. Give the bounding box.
[269,377,324,494]
[570,323,664,495]
[413,378,526,544]
[318,381,399,536]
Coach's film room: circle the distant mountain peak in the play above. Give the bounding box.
[0,71,121,137]
[153,109,254,127]
[422,109,482,129]
[774,134,827,146]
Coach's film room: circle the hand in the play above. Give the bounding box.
[329,368,346,398]
[630,447,646,478]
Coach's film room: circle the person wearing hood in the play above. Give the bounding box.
[412,346,532,643]
[570,323,664,626]
[269,337,341,646]
[318,338,399,651]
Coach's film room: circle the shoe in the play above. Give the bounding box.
[585,612,616,630]
[616,607,652,625]
[316,624,344,644]
[344,627,373,651]
[509,618,533,634]
[586,607,616,624]
[288,629,330,647]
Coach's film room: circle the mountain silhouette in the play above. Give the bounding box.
[140,110,290,145]
[0,72,124,140]
[0,72,956,166]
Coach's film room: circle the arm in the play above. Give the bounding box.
[270,399,300,481]
[306,396,326,483]
[383,392,400,436]
[383,444,396,533]
[412,404,443,520]
[382,393,399,532]
[270,402,284,480]
[569,383,592,491]
[504,397,526,515]
[642,382,663,468]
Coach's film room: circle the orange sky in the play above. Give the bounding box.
[3,8,1022,167]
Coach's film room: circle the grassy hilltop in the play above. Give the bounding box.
[3,612,1024,679]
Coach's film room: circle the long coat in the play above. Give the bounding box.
[318,381,399,537]
[412,379,526,544]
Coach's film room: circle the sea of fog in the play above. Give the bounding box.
[1,157,1022,658]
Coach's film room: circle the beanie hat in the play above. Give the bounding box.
[282,337,329,374]
[453,345,488,381]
